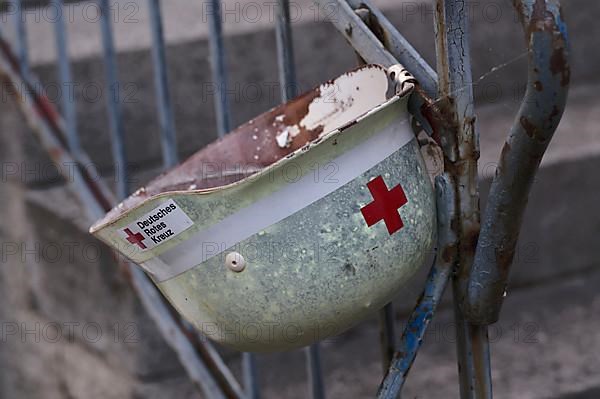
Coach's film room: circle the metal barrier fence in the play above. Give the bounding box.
[0,0,570,398]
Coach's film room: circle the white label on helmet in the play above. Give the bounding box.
[119,199,194,251]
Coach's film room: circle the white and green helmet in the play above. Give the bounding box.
[90,64,436,351]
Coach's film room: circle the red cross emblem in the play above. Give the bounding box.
[360,175,408,235]
[124,228,147,249]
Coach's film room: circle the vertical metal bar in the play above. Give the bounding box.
[274,2,325,397]
[433,1,492,398]
[452,299,492,399]
[208,0,258,394]
[208,0,259,394]
[274,0,297,101]
[206,0,230,137]
[12,0,29,80]
[99,0,127,199]
[242,352,260,399]
[305,343,325,399]
[51,0,81,158]
[189,329,247,399]
[465,0,570,326]
[378,302,396,371]
[377,174,456,398]
[148,0,177,168]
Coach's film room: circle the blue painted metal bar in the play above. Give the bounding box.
[12,0,29,80]
[274,1,325,397]
[432,1,491,397]
[274,0,297,101]
[207,0,259,394]
[305,343,325,399]
[148,0,178,168]
[207,0,231,137]
[377,174,456,398]
[242,352,260,399]
[51,0,81,158]
[99,0,128,200]
[465,0,570,325]
[207,0,260,393]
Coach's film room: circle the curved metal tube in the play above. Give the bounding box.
[464,0,570,325]
[377,174,456,398]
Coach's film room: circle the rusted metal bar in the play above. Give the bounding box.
[314,0,443,140]
[346,0,437,98]
[148,0,178,167]
[0,34,242,399]
[325,5,487,397]
[432,1,492,397]
[346,1,439,137]
[314,0,395,66]
[207,0,231,137]
[99,0,128,200]
[452,295,493,399]
[465,0,570,325]
[0,40,109,220]
[377,174,456,398]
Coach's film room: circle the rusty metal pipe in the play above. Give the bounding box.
[314,0,444,140]
[464,0,570,325]
[346,0,438,98]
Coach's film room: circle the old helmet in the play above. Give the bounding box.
[90,64,436,352]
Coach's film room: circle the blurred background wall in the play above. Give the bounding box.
[0,0,599,397]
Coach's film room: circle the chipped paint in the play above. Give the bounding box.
[273,66,389,151]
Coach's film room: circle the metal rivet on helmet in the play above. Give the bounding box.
[225,252,246,272]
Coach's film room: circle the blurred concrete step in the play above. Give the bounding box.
[556,387,600,399]
[3,0,595,178]
[247,264,600,399]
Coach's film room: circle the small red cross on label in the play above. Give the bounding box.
[124,228,147,249]
[360,175,408,235]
